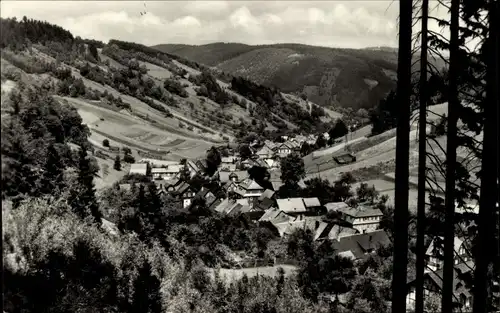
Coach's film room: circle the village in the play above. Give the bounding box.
[121,133,388,254]
[115,131,480,312]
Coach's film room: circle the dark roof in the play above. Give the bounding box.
[408,261,475,302]
[332,230,391,260]
[174,181,194,196]
[255,197,275,211]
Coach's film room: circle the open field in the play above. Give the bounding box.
[139,61,173,80]
[58,96,213,160]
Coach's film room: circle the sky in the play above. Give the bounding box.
[0,1,451,49]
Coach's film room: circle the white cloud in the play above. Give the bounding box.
[0,1,410,48]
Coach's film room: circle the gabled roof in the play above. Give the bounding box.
[327,225,359,241]
[277,142,293,149]
[271,181,284,191]
[303,197,321,208]
[255,197,275,211]
[253,159,270,168]
[276,198,307,214]
[187,160,201,172]
[174,181,195,196]
[315,224,359,241]
[337,205,384,218]
[259,189,275,201]
[195,187,212,199]
[332,230,391,260]
[264,140,277,149]
[324,202,349,212]
[425,236,470,257]
[272,219,323,237]
[259,208,293,224]
[214,198,232,213]
[256,145,275,156]
[239,178,264,191]
[408,261,475,302]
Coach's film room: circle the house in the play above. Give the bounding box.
[263,140,278,151]
[195,159,207,172]
[264,158,280,169]
[302,197,322,215]
[271,216,325,237]
[151,167,169,180]
[294,135,307,144]
[252,159,270,169]
[406,261,475,312]
[192,187,219,209]
[129,163,148,176]
[425,236,472,272]
[186,160,202,178]
[259,189,276,201]
[255,145,275,160]
[233,179,265,206]
[336,205,384,233]
[151,165,182,180]
[214,199,252,217]
[324,202,350,212]
[276,198,307,217]
[315,224,359,241]
[276,141,299,157]
[172,182,197,208]
[254,197,276,212]
[331,230,391,260]
[259,208,293,224]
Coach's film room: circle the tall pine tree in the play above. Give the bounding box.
[129,259,163,313]
[70,147,101,223]
[40,144,65,195]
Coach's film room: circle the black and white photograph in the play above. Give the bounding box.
[1,1,499,312]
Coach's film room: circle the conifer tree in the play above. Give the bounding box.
[70,147,101,223]
[113,155,121,171]
[130,259,163,313]
[40,144,65,195]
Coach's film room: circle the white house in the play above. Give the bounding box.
[336,205,384,233]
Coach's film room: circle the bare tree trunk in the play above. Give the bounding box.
[415,0,429,312]
[391,0,413,312]
[473,1,500,312]
[442,0,460,310]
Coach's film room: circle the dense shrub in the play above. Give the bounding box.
[164,78,188,98]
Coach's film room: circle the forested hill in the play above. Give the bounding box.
[153,42,447,111]
[1,17,336,145]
